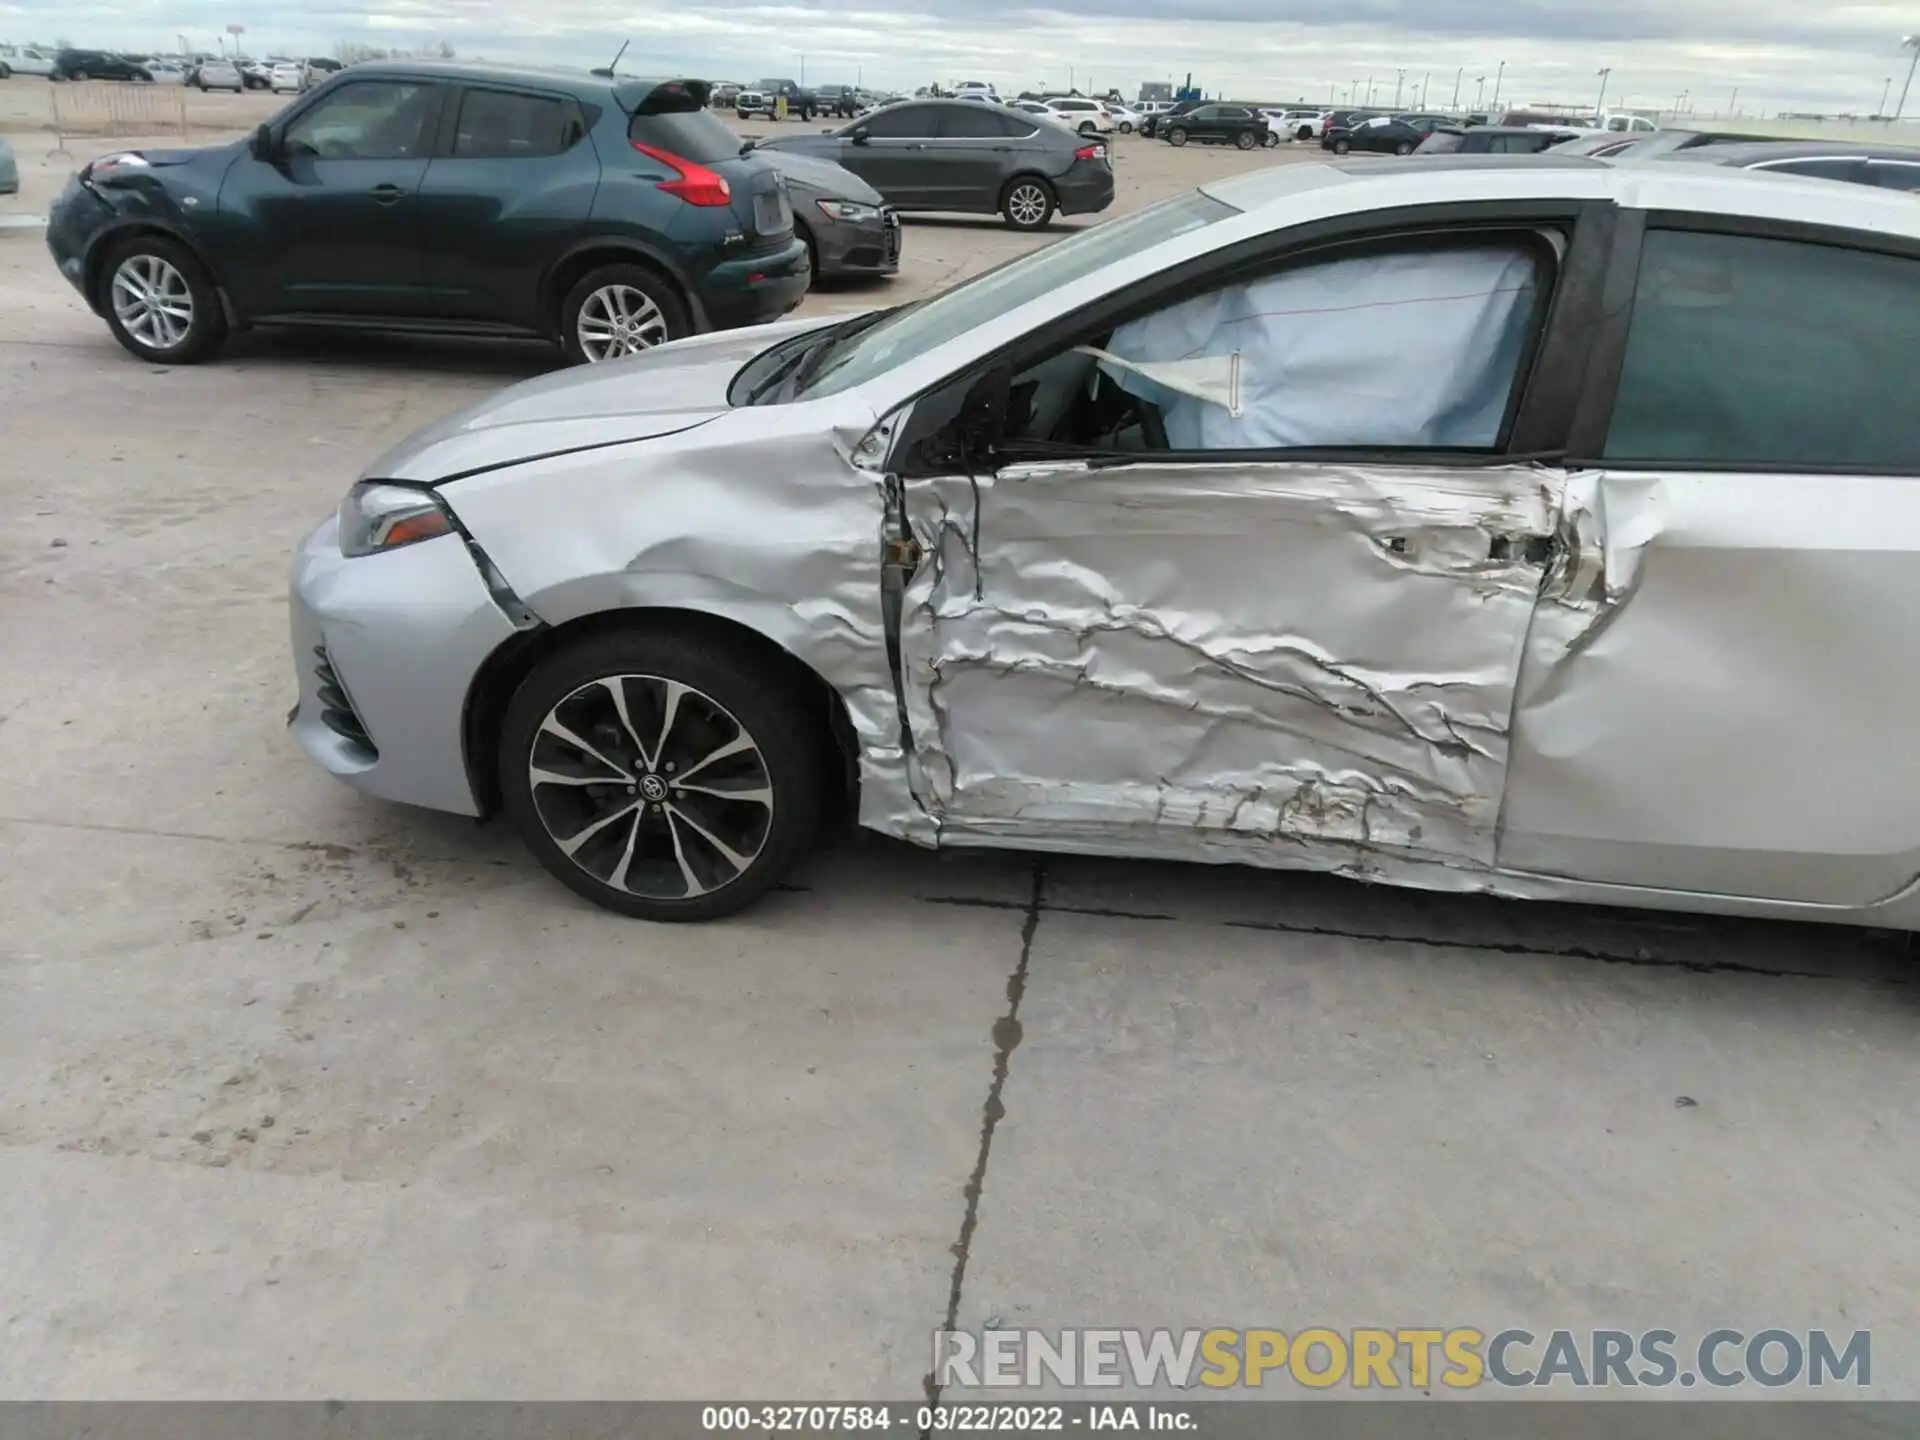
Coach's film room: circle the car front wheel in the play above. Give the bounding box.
[1000,175,1055,230]
[1235,130,1255,149]
[1332,136,1351,154]
[560,263,688,364]
[1167,126,1188,146]
[1118,120,1132,133]
[99,236,226,364]
[1297,125,1313,140]
[499,630,823,922]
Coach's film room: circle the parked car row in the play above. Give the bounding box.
[0,45,344,88]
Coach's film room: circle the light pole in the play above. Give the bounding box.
[1491,60,1505,111]
[1420,71,1429,107]
[1475,74,1486,108]
[1365,73,1374,104]
[1394,68,1405,108]
[1878,76,1892,117]
[1727,85,1739,116]
[1595,66,1611,117]
[1897,35,1920,120]
[1451,66,1462,109]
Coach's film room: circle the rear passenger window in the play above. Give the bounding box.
[628,108,741,164]
[454,90,572,158]
[1604,229,1920,470]
[939,106,1006,138]
[1870,161,1920,192]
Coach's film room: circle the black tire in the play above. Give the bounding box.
[736,109,751,121]
[1394,140,1414,156]
[97,234,227,364]
[557,261,690,365]
[0,63,12,79]
[999,174,1055,230]
[1296,125,1313,141]
[498,628,824,922]
[1332,136,1351,154]
[1262,131,1280,148]
[1167,126,1188,147]
[72,69,90,81]
[1235,129,1255,149]
[1118,120,1132,133]
[796,220,820,286]
[1077,119,1095,135]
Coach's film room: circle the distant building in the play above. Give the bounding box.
[1138,80,1172,102]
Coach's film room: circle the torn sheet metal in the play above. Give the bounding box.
[894,457,1566,887]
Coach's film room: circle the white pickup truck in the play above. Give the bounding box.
[0,44,58,77]
[1524,109,1658,135]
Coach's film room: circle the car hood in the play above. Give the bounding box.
[753,146,882,206]
[364,315,843,485]
[752,134,846,160]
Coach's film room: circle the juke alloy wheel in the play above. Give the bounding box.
[560,263,687,364]
[100,235,226,364]
[498,630,823,922]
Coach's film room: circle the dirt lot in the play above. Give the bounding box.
[3,106,1919,1402]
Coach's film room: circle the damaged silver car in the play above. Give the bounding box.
[290,156,1920,924]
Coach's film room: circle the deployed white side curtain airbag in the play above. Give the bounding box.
[1093,243,1543,451]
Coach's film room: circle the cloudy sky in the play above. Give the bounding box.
[2,0,1916,114]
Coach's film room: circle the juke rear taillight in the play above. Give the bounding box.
[1075,143,1105,161]
[630,140,733,206]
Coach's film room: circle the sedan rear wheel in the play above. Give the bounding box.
[1000,175,1055,231]
[499,630,823,922]
[561,263,687,365]
[1395,139,1414,155]
[100,236,226,364]
[1332,136,1351,154]
[1167,126,1189,146]
[1118,120,1132,133]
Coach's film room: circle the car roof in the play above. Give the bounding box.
[1199,154,1920,239]
[1664,139,1920,165]
[339,57,645,98]
[1436,125,1543,136]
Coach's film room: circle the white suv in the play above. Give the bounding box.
[1279,110,1326,140]
[1042,96,1116,136]
[0,43,57,77]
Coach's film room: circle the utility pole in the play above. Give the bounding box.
[1451,66,1462,109]
[1727,85,1739,116]
[1491,60,1505,111]
[1420,71,1429,107]
[1898,35,1920,121]
[1878,76,1891,117]
[1394,68,1405,108]
[1475,74,1485,108]
[1365,73,1373,105]
[1595,66,1611,117]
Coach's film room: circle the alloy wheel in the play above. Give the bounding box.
[1007,182,1049,227]
[110,253,194,352]
[527,674,775,902]
[575,284,670,361]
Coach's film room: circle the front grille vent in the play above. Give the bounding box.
[313,645,378,758]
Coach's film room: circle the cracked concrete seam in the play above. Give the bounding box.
[926,862,1047,1410]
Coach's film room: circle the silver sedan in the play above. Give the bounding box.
[290,157,1920,924]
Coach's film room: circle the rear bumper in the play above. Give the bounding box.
[692,234,812,331]
[1055,164,1115,217]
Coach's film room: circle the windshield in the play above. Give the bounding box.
[798,190,1239,399]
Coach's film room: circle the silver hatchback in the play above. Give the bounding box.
[290,157,1920,925]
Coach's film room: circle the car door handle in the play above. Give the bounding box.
[370,183,409,204]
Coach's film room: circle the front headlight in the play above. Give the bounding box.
[338,481,455,557]
[816,197,881,222]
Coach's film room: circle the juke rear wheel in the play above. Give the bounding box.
[560,263,688,364]
[498,630,823,922]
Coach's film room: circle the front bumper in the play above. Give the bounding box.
[46,176,115,305]
[813,207,902,277]
[289,516,520,817]
[1055,163,1116,217]
[693,234,812,331]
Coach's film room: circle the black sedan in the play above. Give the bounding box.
[1138,100,1202,139]
[1161,104,1275,150]
[1322,113,1451,156]
[51,48,153,82]
[755,98,1114,231]
[752,145,901,283]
